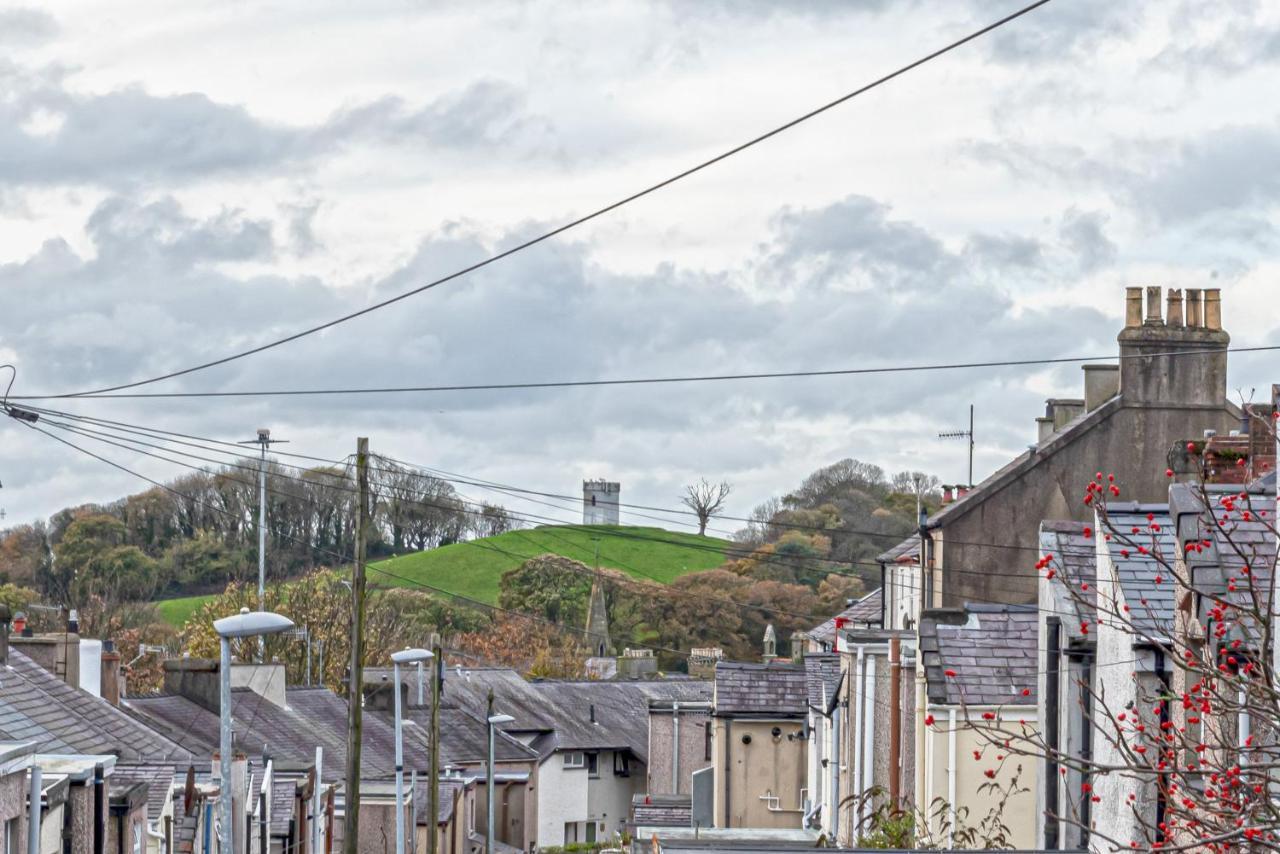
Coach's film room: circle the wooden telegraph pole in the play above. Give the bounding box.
[344,437,370,853]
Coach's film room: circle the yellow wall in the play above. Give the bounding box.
[712,718,807,829]
[919,707,1040,849]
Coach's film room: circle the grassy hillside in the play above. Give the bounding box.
[155,525,730,627]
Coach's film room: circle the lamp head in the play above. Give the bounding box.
[214,609,295,639]
[391,647,434,664]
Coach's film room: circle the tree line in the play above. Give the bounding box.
[0,455,516,609]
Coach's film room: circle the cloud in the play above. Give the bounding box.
[0,8,58,46]
[0,69,549,189]
[982,0,1142,66]
[1058,208,1116,273]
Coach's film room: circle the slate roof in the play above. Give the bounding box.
[414,777,469,825]
[111,762,176,823]
[1169,485,1275,632]
[0,649,189,761]
[876,535,920,565]
[1103,503,1177,638]
[1038,520,1097,623]
[713,661,806,718]
[921,605,1038,706]
[806,589,882,646]
[438,667,711,762]
[632,794,692,827]
[802,654,841,714]
[125,687,397,780]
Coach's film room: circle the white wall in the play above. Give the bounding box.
[535,751,589,847]
[585,750,643,842]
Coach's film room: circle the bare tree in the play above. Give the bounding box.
[681,479,733,536]
[890,470,940,499]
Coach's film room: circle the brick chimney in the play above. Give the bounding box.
[1117,286,1229,407]
[101,640,122,706]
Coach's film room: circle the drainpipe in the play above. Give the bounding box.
[947,709,957,849]
[862,656,876,832]
[93,764,105,854]
[1153,649,1168,842]
[829,698,840,841]
[672,702,680,794]
[27,766,41,854]
[888,638,901,807]
[850,647,864,839]
[723,719,732,827]
[1044,618,1061,850]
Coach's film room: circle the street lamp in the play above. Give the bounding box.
[391,648,434,854]
[486,714,514,854]
[214,607,294,854]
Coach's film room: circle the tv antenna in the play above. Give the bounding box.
[938,404,975,488]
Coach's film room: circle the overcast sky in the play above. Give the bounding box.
[2,0,1278,531]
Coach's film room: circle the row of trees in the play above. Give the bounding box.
[0,455,516,608]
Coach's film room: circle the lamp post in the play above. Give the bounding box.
[214,607,295,854]
[486,714,514,854]
[391,648,434,854]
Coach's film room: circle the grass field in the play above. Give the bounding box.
[155,593,217,627]
[154,525,731,627]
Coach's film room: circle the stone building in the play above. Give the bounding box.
[887,286,1242,616]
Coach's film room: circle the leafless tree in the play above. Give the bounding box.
[681,478,733,536]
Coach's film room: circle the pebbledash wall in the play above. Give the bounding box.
[536,749,640,847]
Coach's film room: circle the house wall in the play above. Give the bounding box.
[585,750,643,843]
[919,706,1040,849]
[0,770,29,853]
[711,718,806,829]
[70,783,95,854]
[941,401,1237,609]
[38,803,64,854]
[535,752,589,847]
[647,707,712,796]
[106,804,147,854]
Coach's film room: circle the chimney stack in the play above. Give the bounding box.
[1205,288,1223,330]
[1144,286,1163,324]
[101,640,122,707]
[1117,285,1229,408]
[1124,287,1143,327]
[1186,289,1203,327]
[1166,289,1184,328]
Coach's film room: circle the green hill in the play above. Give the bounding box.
[155,525,731,627]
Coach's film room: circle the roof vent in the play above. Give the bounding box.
[589,704,596,724]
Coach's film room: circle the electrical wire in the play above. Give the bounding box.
[20,402,1069,557]
[30,413,1072,596]
[16,344,1280,401]
[35,0,1052,400]
[32,414,1164,630]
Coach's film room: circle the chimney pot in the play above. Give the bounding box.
[1204,288,1223,330]
[1144,286,1163,325]
[1124,287,1143,327]
[1185,288,1203,327]
[1166,289,1184,327]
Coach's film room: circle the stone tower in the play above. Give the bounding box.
[583,480,621,525]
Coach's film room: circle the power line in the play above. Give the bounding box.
[35,0,1052,400]
[29,414,1109,608]
[17,344,1280,401]
[21,403,1071,557]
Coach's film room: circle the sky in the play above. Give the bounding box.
[1,0,1278,531]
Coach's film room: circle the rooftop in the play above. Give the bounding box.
[1102,503,1177,639]
[0,649,189,761]
[806,589,882,647]
[802,654,841,715]
[713,661,806,717]
[920,604,1038,706]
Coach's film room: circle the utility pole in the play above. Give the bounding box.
[239,427,288,661]
[429,632,442,854]
[938,404,975,488]
[344,437,369,854]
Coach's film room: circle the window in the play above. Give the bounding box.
[586,752,599,777]
[704,721,713,761]
[562,751,585,769]
[2,818,16,854]
[564,822,579,844]
[613,752,630,777]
